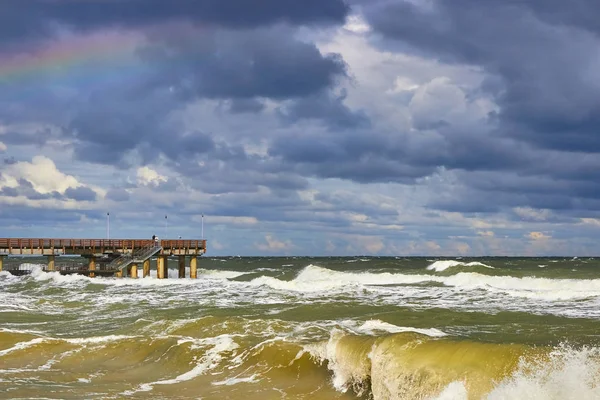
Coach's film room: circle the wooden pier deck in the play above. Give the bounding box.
[0,238,207,278]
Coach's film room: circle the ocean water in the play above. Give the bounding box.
[2,256,600,399]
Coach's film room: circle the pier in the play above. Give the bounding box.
[0,238,207,278]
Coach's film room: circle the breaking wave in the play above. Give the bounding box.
[246,264,600,301]
[427,260,494,272]
[307,330,600,400]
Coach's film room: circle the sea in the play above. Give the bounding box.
[1,256,600,399]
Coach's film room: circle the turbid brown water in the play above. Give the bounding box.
[2,256,600,399]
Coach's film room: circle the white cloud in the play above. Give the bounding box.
[0,141,6,152]
[528,231,551,240]
[137,166,168,186]
[0,155,81,194]
[343,14,371,34]
[256,235,294,252]
[580,218,600,227]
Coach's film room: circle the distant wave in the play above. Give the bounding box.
[427,260,494,272]
[246,265,600,301]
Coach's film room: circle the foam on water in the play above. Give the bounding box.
[486,345,600,400]
[429,346,600,400]
[248,264,433,292]
[341,319,447,337]
[245,265,600,303]
[123,334,239,395]
[430,382,469,400]
[212,374,260,386]
[0,337,47,357]
[427,260,494,272]
[308,328,600,400]
[26,266,243,288]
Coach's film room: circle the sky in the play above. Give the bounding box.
[1,0,600,256]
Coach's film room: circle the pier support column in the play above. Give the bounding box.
[190,257,197,279]
[115,270,123,278]
[143,259,150,278]
[157,255,167,279]
[47,255,55,271]
[129,263,138,279]
[0,255,4,272]
[178,256,186,278]
[88,256,96,278]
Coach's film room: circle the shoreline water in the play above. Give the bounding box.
[2,257,600,399]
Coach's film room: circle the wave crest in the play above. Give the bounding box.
[427,260,494,272]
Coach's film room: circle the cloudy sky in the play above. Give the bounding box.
[1,0,600,256]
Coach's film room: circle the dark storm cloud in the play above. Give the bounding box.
[0,0,349,47]
[141,27,347,100]
[8,23,348,168]
[0,179,64,201]
[268,121,533,185]
[105,188,130,202]
[362,0,600,153]
[65,186,97,202]
[277,89,370,130]
[1,0,350,170]
[170,151,312,194]
[228,99,266,114]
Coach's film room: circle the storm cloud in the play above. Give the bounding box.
[2,0,600,255]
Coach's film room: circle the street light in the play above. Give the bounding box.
[107,212,110,240]
[165,215,168,238]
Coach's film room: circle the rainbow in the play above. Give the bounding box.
[0,30,142,83]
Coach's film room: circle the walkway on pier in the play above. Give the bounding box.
[0,238,207,278]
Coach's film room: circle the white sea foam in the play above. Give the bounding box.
[430,381,469,400]
[7,263,600,320]
[248,264,432,292]
[427,260,494,272]
[348,320,447,337]
[0,327,46,335]
[305,329,356,393]
[246,265,600,303]
[314,329,600,400]
[63,335,139,345]
[0,338,47,357]
[212,374,259,386]
[486,345,600,400]
[27,266,243,288]
[122,334,239,395]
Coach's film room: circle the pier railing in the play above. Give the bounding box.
[0,238,207,255]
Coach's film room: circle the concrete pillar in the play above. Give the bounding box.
[178,256,186,278]
[88,256,96,278]
[157,255,166,279]
[129,263,138,279]
[0,256,4,272]
[143,259,150,278]
[190,257,197,279]
[47,255,55,271]
[115,270,123,278]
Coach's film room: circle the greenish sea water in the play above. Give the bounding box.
[1,256,600,399]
